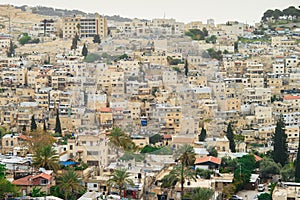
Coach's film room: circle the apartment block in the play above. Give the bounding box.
[62,13,107,38]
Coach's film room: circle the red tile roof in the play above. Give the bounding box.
[32,173,52,180]
[18,134,30,140]
[163,134,172,139]
[283,95,300,100]
[172,137,194,144]
[99,107,112,112]
[12,173,52,186]
[254,154,263,162]
[194,156,221,165]
[12,175,33,186]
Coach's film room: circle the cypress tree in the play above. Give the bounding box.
[93,34,101,44]
[226,122,236,153]
[30,115,37,131]
[199,127,207,141]
[82,43,88,57]
[43,120,47,132]
[71,33,79,50]
[22,124,26,133]
[273,116,288,166]
[295,134,300,182]
[184,59,188,77]
[7,40,15,57]
[54,110,62,135]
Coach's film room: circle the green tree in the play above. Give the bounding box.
[0,164,19,198]
[281,163,295,181]
[0,164,5,178]
[206,35,217,44]
[207,48,223,61]
[184,59,189,77]
[93,34,101,44]
[54,110,62,135]
[176,144,196,167]
[202,27,208,37]
[83,53,101,63]
[149,134,162,144]
[81,43,88,57]
[174,144,196,198]
[22,124,26,133]
[198,127,207,141]
[259,157,281,179]
[160,172,178,188]
[188,187,213,200]
[7,40,15,57]
[71,33,79,50]
[27,129,55,153]
[273,117,288,166]
[56,170,85,200]
[273,9,283,21]
[30,115,37,131]
[32,145,59,172]
[296,133,300,182]
[283,6,300,19]
[234,154,256,191]
[140,145,161,154]
[207,146,218,157]
[221,157,237,173]
[258,192,272,200]
[18,33,31,45]
[108,127,137,153]
[234,41,239,53]
[195,168,212,179]
[31,186,46,197]
[161,164,196,199]
[107,168,134,198]
[43,120,47,132]
[226,122,236,153]
[261,9,274,21]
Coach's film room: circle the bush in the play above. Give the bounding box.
[83,53,101,63]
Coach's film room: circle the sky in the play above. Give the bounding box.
[1,0,299,24]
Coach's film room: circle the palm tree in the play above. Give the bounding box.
[107,168,134,198]
[32,145,59,172]
[176,144,196,167]
[108,127,137,153]
[175,144,196,199]
[56,170,84,200]
[161,165,196,199]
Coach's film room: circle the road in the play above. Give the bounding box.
[237,190,258,200]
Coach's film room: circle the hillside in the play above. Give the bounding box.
[15,5,132,22]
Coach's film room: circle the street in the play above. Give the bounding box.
[237,190,258,200]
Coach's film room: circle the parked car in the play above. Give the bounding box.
[268,183,272,191]
[229,195,243,200]
[258,184,265,192]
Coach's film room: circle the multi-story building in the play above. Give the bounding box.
[32,19,56,36]
[242,88,271,105]
[62,13,107,38]
[67,133,109,167]
[273,95,300,127]
[0,67,27,87]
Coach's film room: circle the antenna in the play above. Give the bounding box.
[163,12,165,19]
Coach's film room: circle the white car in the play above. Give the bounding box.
[258,184,265,192]
[229,195,243,200]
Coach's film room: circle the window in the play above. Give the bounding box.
[70,145,73,150]
[11,141,13,146]
[40,179,49,185]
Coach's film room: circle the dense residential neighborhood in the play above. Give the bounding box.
[0,3,300,200]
